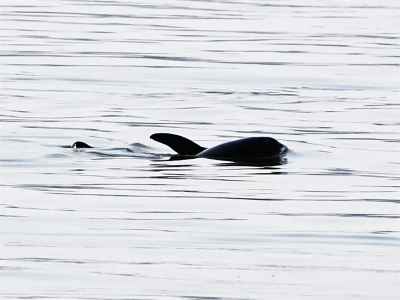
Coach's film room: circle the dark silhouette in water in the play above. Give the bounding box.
[72,133,288,164]
[150,133,288,163]
[72,141,92,148]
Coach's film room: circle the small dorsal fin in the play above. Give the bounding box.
[72,141,92,148]
[150,133,206,155]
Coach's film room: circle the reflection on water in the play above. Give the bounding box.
[1,0,399,299]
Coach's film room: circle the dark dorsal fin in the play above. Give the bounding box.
[72,141,92,148]
[150,133,206,155]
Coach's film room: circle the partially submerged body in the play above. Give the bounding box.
[71,133,288,164]
[150,133,288,163]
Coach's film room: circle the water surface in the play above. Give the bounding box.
[1,1,399,299]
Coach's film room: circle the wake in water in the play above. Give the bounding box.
[65,142,167,160]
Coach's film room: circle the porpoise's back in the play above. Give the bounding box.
[198,137,286,161]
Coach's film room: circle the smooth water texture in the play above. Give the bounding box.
[1,1,399,299]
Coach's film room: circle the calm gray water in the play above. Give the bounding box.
[1,1,399,299]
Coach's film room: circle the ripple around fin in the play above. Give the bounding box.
[129,142,153,149]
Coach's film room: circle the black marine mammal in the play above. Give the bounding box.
[71,134,288,163]
[72,141,92,148]
[150,133,288,163]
